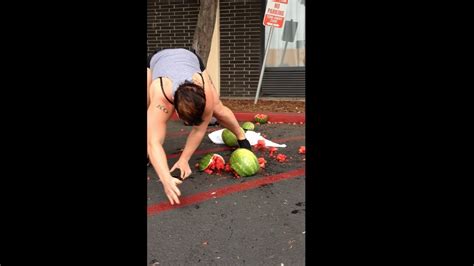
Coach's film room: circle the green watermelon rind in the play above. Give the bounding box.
[221,128,244,147]
[229,148,260,177]
[241,122,255,131]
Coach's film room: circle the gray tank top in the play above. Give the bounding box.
[149,48,202,95]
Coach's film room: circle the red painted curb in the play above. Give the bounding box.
[148,168,305,216]
[235,112,305,124]
[170,112,305,123]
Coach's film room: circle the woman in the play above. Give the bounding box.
[147,48,251,205]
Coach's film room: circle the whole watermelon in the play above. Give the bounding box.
[229,148,260,177]
[221,128,244,147]
[241,122,255,131]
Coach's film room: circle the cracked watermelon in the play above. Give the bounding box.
[241,122,255,131]
[229,148,260,177]
[221,128,244,147]
[199,153,225,172]
[254,114,269,124]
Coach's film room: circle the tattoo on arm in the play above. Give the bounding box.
[156,104,169,113]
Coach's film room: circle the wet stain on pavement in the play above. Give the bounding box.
[291,209,305,214]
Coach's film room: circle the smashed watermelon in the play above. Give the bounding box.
[198,153,225,172]
[254,114,269,124]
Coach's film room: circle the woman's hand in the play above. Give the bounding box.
[161,176,183,205]
[170,159,192,180]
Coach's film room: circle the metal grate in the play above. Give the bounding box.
[261,68,305,97]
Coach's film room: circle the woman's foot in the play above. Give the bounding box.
[237,139,252,150]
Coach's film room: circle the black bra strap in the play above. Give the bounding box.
[160,77,174,104]
[198,72,205,90]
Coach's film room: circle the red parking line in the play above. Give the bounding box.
[147,168,305,216]
[167,135,305,159]
[166,128,217,138]
[167,146,232,159]
[166,131,190,138]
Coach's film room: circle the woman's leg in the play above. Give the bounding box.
[213,102,245,140]
[214,105,252,150]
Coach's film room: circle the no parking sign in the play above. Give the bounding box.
[255,0,289,104]
[263,0,288,28]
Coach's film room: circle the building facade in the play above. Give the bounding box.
[147,0,305,98]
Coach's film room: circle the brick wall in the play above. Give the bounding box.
[220,0,262,97]
[147,0,263,97]
[147,0,200,56]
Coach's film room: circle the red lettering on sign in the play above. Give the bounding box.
[263,14,284,28]
[268,8,284,16]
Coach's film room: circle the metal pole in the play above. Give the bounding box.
[280,40,289,66]
[254,26,274,105]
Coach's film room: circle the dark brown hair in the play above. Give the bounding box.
[174,81,206,126]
